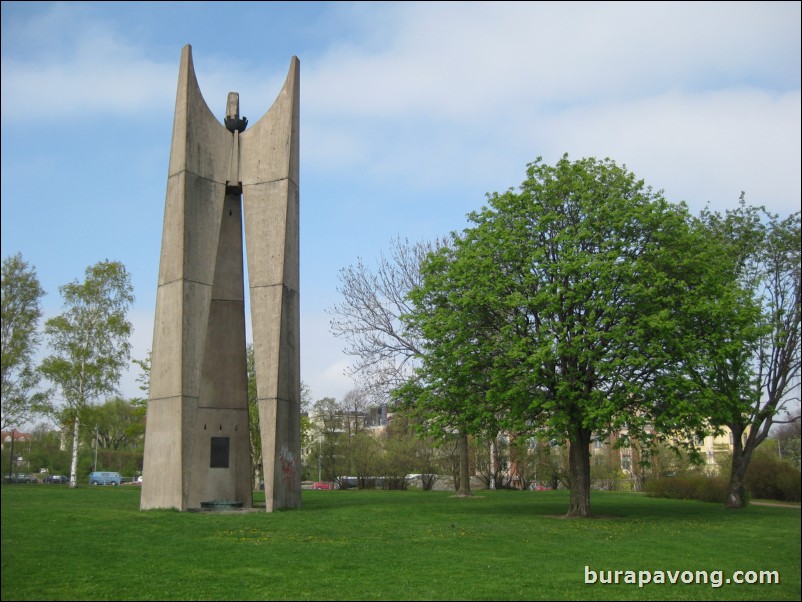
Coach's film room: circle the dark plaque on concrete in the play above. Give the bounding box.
[210,437,230,468]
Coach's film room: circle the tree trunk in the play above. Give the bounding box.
[489,438,497,490]
[566,426,592,517]
[726,424,749,509]
[69,414,80,489]
[457,431,472,497]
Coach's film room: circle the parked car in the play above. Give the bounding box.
[44,474,69,484]
[4,473,37,483]
[312,481,335,490]
[88,471,123,486]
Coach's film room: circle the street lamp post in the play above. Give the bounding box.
[93,425,99,472]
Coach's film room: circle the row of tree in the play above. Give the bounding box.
[330,155,801,516]
[7,389,797,501]
[3,155,799,516]
[1,397,146,479]
[2,256,134,488]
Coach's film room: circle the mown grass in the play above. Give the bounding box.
[1,486,799,601]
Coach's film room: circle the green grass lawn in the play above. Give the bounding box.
[1,486,799,601]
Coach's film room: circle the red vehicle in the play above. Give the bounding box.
[312,481,334,490]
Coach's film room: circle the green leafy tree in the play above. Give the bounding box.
[85,397,145,451]
[776,413,800,470]
[39,261,134,487]
[529,439,570,491]
[308,396,346,482]
[694,201,800,508]
[24,426,70,475]
[337,388,371,483]
[380,417,417,489]
[246,342,311,488]
[246,344,261,487]
[404,155,722,516]
[383,409,444,490]
[1,254,47,429]
[350,430,381,488]
[131,350,151,408]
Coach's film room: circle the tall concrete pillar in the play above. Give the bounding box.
[141,45,300,512]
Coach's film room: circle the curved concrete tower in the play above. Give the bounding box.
[141,45,300,512]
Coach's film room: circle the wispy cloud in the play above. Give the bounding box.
[305,1,799,117]
[298,1,801,208]
[0,4,286,123]
[2,6,168,119]
[535,88,802,212]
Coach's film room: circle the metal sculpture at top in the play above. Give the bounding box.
[141,45,300,512]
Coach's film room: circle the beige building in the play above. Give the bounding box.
[591,424,740,486]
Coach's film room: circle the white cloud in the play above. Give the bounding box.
[1,59,176,119]
[300,311,355,403]
[1,6,175,120]
[305,1,799,119]
[533,88,802,213]
[4,2,798,127]
[0,6,287,124]
[297,1,800,212]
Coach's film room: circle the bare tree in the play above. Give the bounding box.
[329,236,476,493]
[775,411,801,469]
[340,388,371,436]
[329,236,447,401]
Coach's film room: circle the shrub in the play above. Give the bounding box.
[644,472,728,503]
[745,455,801,502]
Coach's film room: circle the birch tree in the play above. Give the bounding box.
[40,260,133,488]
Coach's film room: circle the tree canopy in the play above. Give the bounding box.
[1,254,46,430]
[693,199,801,507]
[402,155,729,516]
[40,260,134,487]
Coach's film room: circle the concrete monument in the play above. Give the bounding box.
[141,45,300,512]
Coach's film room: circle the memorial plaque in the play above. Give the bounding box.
[210,437,230,468]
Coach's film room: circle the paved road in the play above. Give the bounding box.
[750,501,801,509]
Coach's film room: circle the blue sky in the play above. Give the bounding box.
[2,1,800,410]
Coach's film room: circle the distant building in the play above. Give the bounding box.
[591,424,741,485]
[0,431,34,450]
